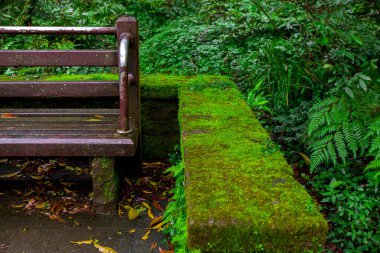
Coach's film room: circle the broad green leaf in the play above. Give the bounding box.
[358,79,367,92]
[344,87,354,98]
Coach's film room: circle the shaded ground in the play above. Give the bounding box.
[0,158,174,253]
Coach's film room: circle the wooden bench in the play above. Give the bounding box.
[0,16,140,213]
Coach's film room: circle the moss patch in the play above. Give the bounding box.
[179,76,328,252]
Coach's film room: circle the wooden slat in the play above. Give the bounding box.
[0,81,119,97]
[0,108,138,156]
[0,108,119,115]
[0,26,116,35]
[0,138,136,157]
[0,50,118,66]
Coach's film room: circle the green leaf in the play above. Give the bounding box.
[358,79,367,92]
[358,74,371,81]
[344,87,354,98]
[351,35,363,46]
[330,180,344,189]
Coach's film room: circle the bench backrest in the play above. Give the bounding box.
[0,16,139,133]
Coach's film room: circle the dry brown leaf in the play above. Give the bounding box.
[1,113,17,119]
[49,214,65,223]
[150,242,158,250]
[159,248,175,253]
[152,201,164,211]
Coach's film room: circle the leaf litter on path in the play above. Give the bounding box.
[0,158,176,251]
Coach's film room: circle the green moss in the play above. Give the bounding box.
[179,76,328,252]
[95,157,118,202]
[141,74,190,100]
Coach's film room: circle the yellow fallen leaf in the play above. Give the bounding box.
[142,230,150,240]
[128,228,136,233]
[124,177,132,186]
[94,115,105,119]
[71,240,94,245]
[64,188,76,194]
[85,118,102,122]
[12,189,22,195]
[142,190,152,194]
[30,175,43,180]
[149,216,163,227]
[0,170,21,178]
[11,204,23,208]
[94,243,118,253]
[128,208,140,220]
[0,192,5,196]
[147,209,155,219]
[142,202,151,209]
[118,206,124,217]
[151,221,167,230]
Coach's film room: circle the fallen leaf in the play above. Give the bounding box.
[152,201,164,211]
[94,243,118,253]
[85,118,102,122]
[0,170,22,178]
[151,221,166,230]
[30,175,43,180]
[71,240,93,245]
[128,208,140,220]
[142,201,151,209]
[1,113,17,119]
[150,242,158,250]
[142,230,150,240]
[0,193,5,196]
[149,216,163,227]
[128,228,136,233]
[159,248,175,253]
[11,204,23,208]
[49,214,65,223]
[94,115,105,119]
[148,209,155,219]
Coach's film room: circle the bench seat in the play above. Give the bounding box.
[0,109,138,157]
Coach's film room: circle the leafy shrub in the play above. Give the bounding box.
[311,168,380,252]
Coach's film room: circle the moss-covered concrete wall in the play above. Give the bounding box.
[0,74,181,161]
[179,76,328,252]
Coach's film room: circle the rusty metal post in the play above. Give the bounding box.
[117,33,130,133]
[116,16,139,134]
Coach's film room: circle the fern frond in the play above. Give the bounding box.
[343,123,358,158]
[327,141,338,166]
[334,131,348,163]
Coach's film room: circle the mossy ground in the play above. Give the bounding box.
[179,76,328,252]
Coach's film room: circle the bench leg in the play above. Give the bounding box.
[91,157,120,214]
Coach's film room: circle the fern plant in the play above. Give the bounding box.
[307,90,377,172]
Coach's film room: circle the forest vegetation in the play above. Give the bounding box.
[0,0,379,252]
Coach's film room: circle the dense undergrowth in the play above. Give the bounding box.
[1,0,379,252]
